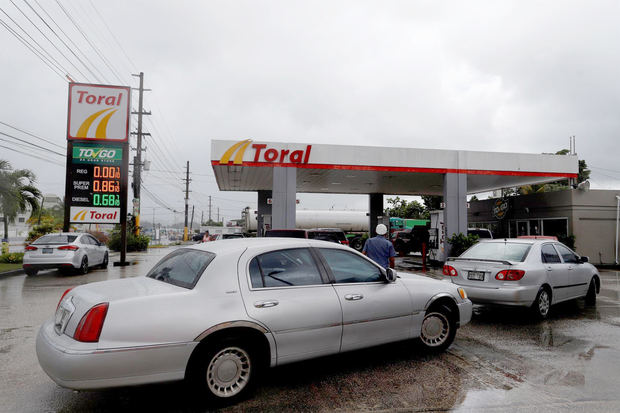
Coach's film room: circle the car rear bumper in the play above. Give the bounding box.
[36,320,197,390]
[461,284,539,307]
[23,254,81,269]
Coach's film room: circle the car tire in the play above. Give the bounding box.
[24,269,38,276]
[532,287,551,319]
[78,256,89,275]
[189,337,259,406]
[585,279,597,306]
[418,305,456,353]
[100,253,109,269]
[350,237,363,252]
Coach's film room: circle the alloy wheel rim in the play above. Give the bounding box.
[206,347,251,398]
[81,258,87,272]
[420,312,450,347]
[538,291,550,316]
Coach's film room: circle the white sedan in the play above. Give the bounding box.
[23,232,109,276]
[37,238,471,404]
[443,239,600,318]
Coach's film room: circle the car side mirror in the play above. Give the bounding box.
[385,268,397,283]
[579,256,589,263]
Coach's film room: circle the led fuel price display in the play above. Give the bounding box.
[68,143,125,210]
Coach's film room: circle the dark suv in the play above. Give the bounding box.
[392,226,430,255]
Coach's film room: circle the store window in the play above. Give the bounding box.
[542,218,568,239]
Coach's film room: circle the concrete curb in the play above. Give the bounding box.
[0,268,25,278]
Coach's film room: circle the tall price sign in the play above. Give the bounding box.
[63,83,130,263]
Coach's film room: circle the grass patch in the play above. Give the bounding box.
[148,245,170,249]
[0,263,22,273]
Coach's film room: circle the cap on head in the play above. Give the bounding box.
[376,223,388,235]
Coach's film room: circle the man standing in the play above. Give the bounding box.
[363,224,396,269]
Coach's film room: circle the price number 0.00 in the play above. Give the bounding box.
[93,194,120,207]
[93,166,121,179]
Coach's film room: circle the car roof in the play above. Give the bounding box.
[477,238,554,245]
[186,237,350,255]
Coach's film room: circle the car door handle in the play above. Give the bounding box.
[254,300,279,308]
[344,294,364,301]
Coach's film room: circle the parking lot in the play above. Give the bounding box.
[1,247,620,412]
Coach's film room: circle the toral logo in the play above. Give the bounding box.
[73,209,88,221]
[219,139,252,164]
[219,139,312,165]
[76,108,118,139]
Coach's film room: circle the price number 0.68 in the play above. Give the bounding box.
[93,194,120,206]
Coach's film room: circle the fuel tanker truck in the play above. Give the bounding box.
[242,209,369,250]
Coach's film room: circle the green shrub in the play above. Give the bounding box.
[0,252,24,264]
[559,234,576,251]
[447,233,479,257]
[1,242,8,255]
[108,228,149,252]
[26,223,56,243]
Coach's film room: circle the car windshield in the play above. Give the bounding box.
[33,234,78,244]
[460,242,531,262]
[146,249,215,289]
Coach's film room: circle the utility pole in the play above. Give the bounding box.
[201,210,204,226]
[217,207,220,223]
[190,205,195,233]
[183,161,191,241]
[208,195,212,223]
[131,72,151,235]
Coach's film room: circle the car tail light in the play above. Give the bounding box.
[341,240,349,246]
[74,303,109,342]
[58,245,79,251]
[56,287,74,310]
[25,245,37,251]
[443,265,458,276]
[496,270,525,281]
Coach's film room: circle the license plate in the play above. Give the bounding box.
[468,271,485,281]
[42,248,53,254]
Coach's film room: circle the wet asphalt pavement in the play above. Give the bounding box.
[1,247,620,412]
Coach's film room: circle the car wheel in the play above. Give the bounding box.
[100,253,109,269]
[78,256,89,275]
[418,305,456,352]
[350,237,363,252]
[24,269,38,276]
[190,338,258,405]
[585,279,596,306]
[532,287,551,319]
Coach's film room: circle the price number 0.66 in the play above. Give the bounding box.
[93,194,120,207]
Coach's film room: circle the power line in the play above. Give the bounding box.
[0,8,68,80]
[54,0,125,84]
[0,120,64,149]
[0,143,64,167]
[10,0,89,81]
[0,130,65,156]
[31,0,109,83]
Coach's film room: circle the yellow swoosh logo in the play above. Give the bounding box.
[219,139,252,165]
[76,108,113,138]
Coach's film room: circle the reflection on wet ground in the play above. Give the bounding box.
[1,252,620,412]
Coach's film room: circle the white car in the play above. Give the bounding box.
[443,239,600,318]
[23,232,109,276]
[37,238,471,404]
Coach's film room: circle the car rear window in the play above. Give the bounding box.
[33,234,78,244]
[460,242,531,262]
[146,249,215,289]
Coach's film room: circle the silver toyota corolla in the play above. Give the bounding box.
[36,238,471,405]
[23,232,109,276]
[443,239,600,318]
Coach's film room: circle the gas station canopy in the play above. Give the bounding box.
[211,139,578,195]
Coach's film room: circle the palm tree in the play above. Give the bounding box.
[0,160,41,241]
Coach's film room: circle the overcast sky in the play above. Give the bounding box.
[2,0,619,224]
